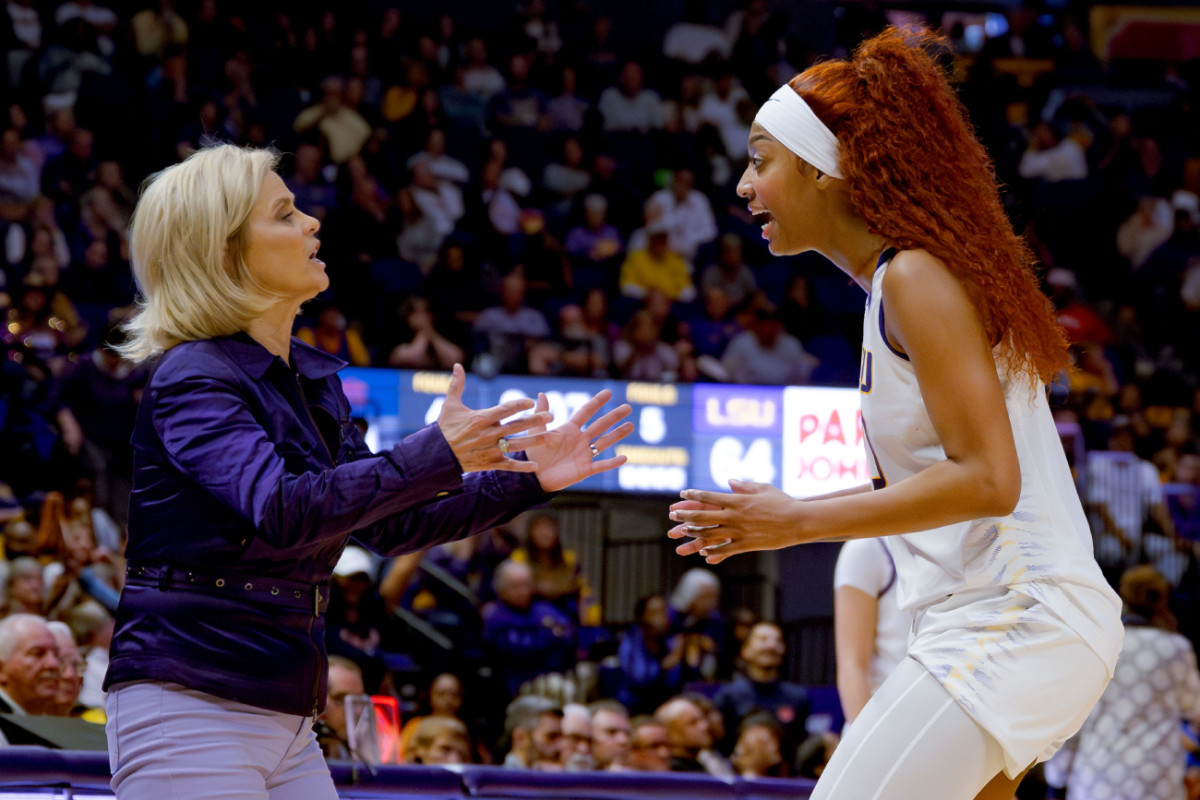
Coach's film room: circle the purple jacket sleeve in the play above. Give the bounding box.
[152,374,466,549]
[343,423,553,557]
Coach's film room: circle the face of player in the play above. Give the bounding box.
[738,122,822,257]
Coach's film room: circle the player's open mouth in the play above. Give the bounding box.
[752,209,775,237]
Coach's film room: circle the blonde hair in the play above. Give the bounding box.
[118,144,282,362]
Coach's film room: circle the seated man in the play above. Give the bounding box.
[627,715,672,772]
[315,656,365,760]
[712,622,809,762]
[655,694,727,776]
[0,614,62,718]
[482,560,576,697]
[560,702,595,770]
[589,699,632,771]
[501,694,565,770]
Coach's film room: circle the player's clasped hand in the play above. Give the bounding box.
[667,480,804,565]
[437,363,554,473]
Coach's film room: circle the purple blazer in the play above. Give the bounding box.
[105,333,550,716]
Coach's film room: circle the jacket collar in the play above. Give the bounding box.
[216,332,347,381]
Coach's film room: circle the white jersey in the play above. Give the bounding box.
[859,251,1123,770]
[833,538,912,693]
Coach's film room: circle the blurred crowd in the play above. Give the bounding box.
[3,0,1200,791]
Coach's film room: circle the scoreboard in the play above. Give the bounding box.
[340,368,866,498]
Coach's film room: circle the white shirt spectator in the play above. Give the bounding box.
[1018,137,1088,182]
[7,0,41,48]
[698,81,751,158]
[407,151,470,185]
[598,86,665,133]
[1044,623,1200,800]
[648,184,718,264]
[1116,196,1173,271]
[663,22,731,64]
[1086,449,1163,566]
[721,328,817,386]
[410,182,464,239]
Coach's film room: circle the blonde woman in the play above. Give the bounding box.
[103,144,633,799]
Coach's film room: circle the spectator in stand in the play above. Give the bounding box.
[698,69,752,164]
[294,76,372,165]
[1117,194,1174,272]
[598,61,664,135]
[731,712,787,778]
[1087,418,1181,584]
[565,194,623,277]
[408,715,473,765]
[68,598,112,709]
[619,223,695,303]
[713,621,810,763]
[1018,120,1089,184]
[647,168,717,267]
[487,53,546,179]
[542,137,591,218]
[482,559,576,698]
[720,302,818,386]
[560,702,595,771]
[666,568,723,682]
[656,694,726,775]
[589,699,632,771]
[618,594,687,715]
[397,672,486,764]
[285,141,338,223]
[460,37,506,104]
[387,294,464,371]
[1045,565,1200,799]
[1168,450,1200,541]
[0,127,40,219]
[46,619,85,716]
[613,307,679,382]
[0,613,62,716]
[57,327,146,523]
[511,513,597,626]
[325,546,393,693]
[315,655,364,761]
[406,128,470,187]
[545,65,589,135]
[700,233,757,310]
[40,128,95,214]
[296,302,371,367]
[3,557,45,616]
[1046,268,1112,347]
[501,694,565,770]
[627,715,673,772]
[472,267,552,376]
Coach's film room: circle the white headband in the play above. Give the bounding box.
[754,85,844,180]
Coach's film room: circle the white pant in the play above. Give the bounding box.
[106,681,338,800]
[812,658,1009,800]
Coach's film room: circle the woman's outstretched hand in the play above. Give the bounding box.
[521,389,634,492]
[438,364,554,473]
[667,480,805,565]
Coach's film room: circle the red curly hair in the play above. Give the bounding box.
[791,26,1068,385]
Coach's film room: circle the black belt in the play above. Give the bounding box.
[125,562,329,615]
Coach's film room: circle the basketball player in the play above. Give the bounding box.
[667,27,1121,800]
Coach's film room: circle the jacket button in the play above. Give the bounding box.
[240,539,248,547]
[294,590,302,598]
[215,579,225,587]
[244,583,253,591]
[271,587,279,595]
